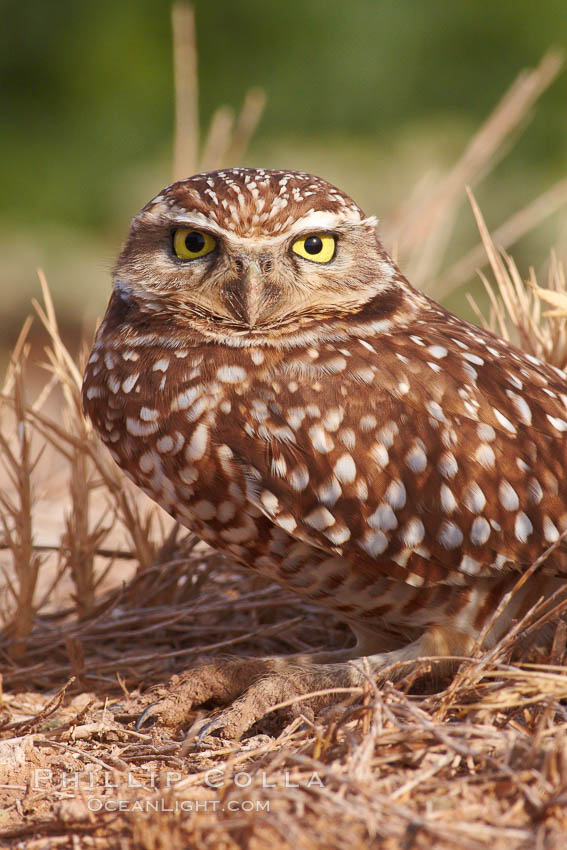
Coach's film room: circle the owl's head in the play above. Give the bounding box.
[114,168,402,341]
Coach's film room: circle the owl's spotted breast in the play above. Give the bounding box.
[83,167,567,666]
[84,297,567,630]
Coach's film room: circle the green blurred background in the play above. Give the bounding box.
[1,0,566,346]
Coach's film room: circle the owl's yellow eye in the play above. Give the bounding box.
[173,228,216,260]
[292,233,336,263]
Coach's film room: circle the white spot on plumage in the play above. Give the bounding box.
[493,408,517,434]
[221,523,256,544]
[355,478,368,501]
[440,484,458,514]
[86,386,104,399]
[475,443,495,469]
[368,503,398,531]
[405,445,427,474]
[318,476,342,507]
[152,358,170,372]
[286,407,306,430]
[438,452,458,479]
[438,521,463,549]
[515,512,533,542]
[370,443,389,468]
[385,479,406,510]
[322,407,344,431]
[251,401,269,424]
[156,435,174,453]
[499,480,519,511]
[309,424,334,453]
[185,423,209,461]
[462,352,484,365]
[339,428,356,450]
[401,518,425,547]
[289,465,310,492]
[273,425,296,443]
[494,554,510,570]
[305,506,335,530]
[324,525,351,545]
[260,490,280,515]
[359,339,376,353]
[217,365,247,383]
[140,407,159,422]
[359,414,377,432]
[194,501,216,521]
[477,423,496,442]
[547,415,567,432]
[171,386,202,411]
[506,372,523,390]
[543,516,560,543]
[185,397,208,422]
[471,517,491,545]
[451,337,468,350]
[333,453,357,484]
[107,375,120,394]
[426,400,445,422]
[271,456,288,477]
[428,345,448,359]
[305,404,321,418]
[406,573,425,588]
[463,363,478,382]
[277,514,297,534]
[360,530,388,557]
[217,501,236,523]
[506,391,532,425]
[459,555,482,575]
[376,421,399,448]
[126,418,159,436]
[528,478,543,505]
[122,373,139,393]
[139,452,155,473]
[179,465,198,485]
[356,367,375,383]
[324,356,347,373]
[463,483,486,514]
[391,549,411,568]
[463,401,480,419]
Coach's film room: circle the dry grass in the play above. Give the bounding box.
[1,5,567,848]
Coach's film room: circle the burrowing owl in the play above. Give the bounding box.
[83,168,567,736]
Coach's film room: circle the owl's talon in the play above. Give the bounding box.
[136,700,162,731]
[195,714,227,745]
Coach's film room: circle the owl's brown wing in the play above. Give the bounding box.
[229,314,567,588]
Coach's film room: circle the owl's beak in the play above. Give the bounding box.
[233,260,263,327]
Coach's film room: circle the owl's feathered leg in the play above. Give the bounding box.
[134,626,477,740]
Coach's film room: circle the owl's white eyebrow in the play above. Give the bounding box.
[155,209,377,250]
[289,209,367,232]
[167,211,223,233]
